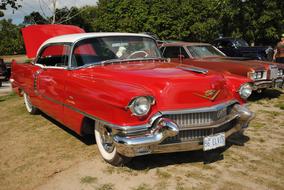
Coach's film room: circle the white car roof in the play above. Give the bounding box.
[40,32,152,47]
[37,32,153,56]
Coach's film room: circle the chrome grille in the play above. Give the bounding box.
[164,106,230,129]
[161,119,237,144]
[269,65,278,79]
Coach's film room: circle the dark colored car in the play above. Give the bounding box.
[212,37,274,61]
[0,59,7,87]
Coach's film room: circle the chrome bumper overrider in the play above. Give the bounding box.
[112,104,255,157]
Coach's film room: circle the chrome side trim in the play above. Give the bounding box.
[40,95,239,136]
[160,100,237,115]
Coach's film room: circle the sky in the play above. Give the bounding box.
[2,0,98,24]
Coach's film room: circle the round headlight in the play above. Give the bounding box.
[128,96,154,116]
[239,83,252,99]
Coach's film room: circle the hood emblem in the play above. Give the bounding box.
[194,89,220,101]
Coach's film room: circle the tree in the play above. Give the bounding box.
[0,0,21,17]
[0,19,24,55]
[93,0,284,45]
[23,11,48,24]
[28,0,91,24]
[93,0,223,42]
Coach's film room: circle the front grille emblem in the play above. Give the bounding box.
[194,89,220,101]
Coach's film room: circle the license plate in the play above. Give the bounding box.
[203,133,225,151]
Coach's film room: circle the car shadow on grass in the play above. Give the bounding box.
[248,89,283,102]
[126,133,250,170]
[40,112,96,145]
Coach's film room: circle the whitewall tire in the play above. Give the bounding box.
[23,92,39,114]
[94,123,131,166]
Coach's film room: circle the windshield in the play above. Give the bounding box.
[72,36,161,67]
[187,45,225,58]
[234,39,249,47]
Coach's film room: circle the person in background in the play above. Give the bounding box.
[274,33,284,63]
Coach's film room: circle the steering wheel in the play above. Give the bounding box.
[127,51,149,59]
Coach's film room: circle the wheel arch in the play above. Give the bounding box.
[80,116,95,136]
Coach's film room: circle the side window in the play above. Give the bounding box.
[163,46,181,58]
[180,47,189,58]
[163,46,189,58]
[37,44,70,67]
[72,42,99,67]
[216,41,233,48]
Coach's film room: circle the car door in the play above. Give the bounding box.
[35,44,70,123]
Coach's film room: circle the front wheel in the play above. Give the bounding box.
[94,122,131,166]
[23,92,39,114]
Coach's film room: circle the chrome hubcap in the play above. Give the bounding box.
[98,126,115,153]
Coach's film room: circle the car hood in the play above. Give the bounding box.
[78,60,238,110]
[195,57,267,71]
[22,24,85,58]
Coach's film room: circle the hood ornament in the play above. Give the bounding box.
[194,89,220,101]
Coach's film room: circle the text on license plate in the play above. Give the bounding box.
[203,133,225,151]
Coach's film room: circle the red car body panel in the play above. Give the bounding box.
[12,25,250,136]
[12,60,248,134]
[21,24,85,58]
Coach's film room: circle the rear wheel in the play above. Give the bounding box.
[23,92,39,114]
[94,122,131,166]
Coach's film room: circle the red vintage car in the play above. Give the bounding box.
[160,42,284,92]
[11,25,254,166]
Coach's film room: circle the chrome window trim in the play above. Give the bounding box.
[68,35,161,69]
[35,42,72,69]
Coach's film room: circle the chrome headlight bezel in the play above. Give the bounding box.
[239,83,253,99]
[128,96,155,116]
[248,71,267,80]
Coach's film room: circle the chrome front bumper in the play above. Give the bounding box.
[253,80,273,90]
[253,78,284,90]
[113,104,254,157]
